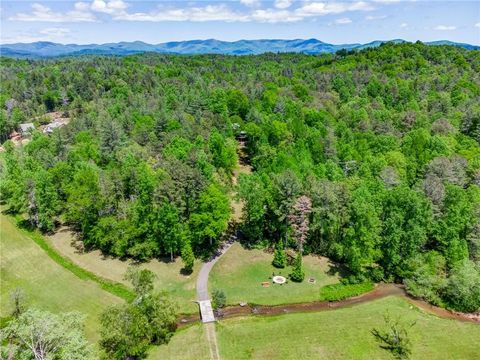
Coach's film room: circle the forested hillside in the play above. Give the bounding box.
[1,43,479,313]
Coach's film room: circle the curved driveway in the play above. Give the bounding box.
[196,241,235,301]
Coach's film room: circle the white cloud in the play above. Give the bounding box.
[274,0,292,10]
[115,5,249,22]
[9,0,376,25]
[251,9,302,23]
[1,27,71,44]
[335,17,352,24]
[365,14,387,21]
[296,1,374,17]
[474,22,480,28]
[74,2,90,12]
[10,2,96,22]
[400,22,408,28]
[39,27,71,37]
[240,0,260,7]
[434,25,456,31]
[91,0,128,14]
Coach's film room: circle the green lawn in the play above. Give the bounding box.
[148,323,211,360]
[146,296,480,360]
[47,228,200,314]
[216,296,480,360]
[0,214,122,341]
[210,243,340,306]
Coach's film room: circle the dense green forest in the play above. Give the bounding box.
[1,43,479,313]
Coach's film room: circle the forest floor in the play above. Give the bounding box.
[151,296,480,360]
[0,214,121,342]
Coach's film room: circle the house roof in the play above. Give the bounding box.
[19,123,35,132]
[43,121,65,133]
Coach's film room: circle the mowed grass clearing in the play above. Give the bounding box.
[215,296,480,360]
[148,323,211,360]
[0,214,122,341]
[47,228,200,314]
[210,242,340,306]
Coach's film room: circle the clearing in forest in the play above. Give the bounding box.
[210,242,340,306]
[0,214,121,341]
[47,228,200,314]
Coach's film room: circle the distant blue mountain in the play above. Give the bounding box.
[0,39,478,58]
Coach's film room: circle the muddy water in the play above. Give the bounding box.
[177,284,479,327]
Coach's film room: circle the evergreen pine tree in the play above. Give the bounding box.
[272,239,287,268]
[290,252,305,282]
[181,240,195,274]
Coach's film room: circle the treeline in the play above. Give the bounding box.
[1,43,479,312]
[235,44,480,312]
[0,55,241,262]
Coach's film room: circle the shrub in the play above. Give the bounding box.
[442,260,480,313]
[211,289,226,309]
[319,282,374,301]
[403,251,446,307]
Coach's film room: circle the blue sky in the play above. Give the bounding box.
[1,1,479,45]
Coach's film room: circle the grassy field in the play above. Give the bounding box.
[210,243,340,306]
[147,296,480,359]
[219,296,480,360]
[47,228,200,314]
[149,323,211,359]
[0,214,122,341]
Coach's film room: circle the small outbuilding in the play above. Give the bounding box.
[43,121,65,134]
[19,123,35,136]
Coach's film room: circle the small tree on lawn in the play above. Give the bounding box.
[272,239,287,268]
[211,289,226,310]
[124,266,156,298]
[290,252,305,282]
[181,240,195,274]
[371,313,415,359]
[101,268,177,359]
[10,288,26,318]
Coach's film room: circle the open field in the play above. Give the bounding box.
[149,296,480,359]
[221,297,480,359]
[210,242,340,306]
[47,228,200,314]
[216,296,480,359]
[0,214,122,341]
[149,323,211,360]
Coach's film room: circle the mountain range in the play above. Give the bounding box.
[1,39,478,58]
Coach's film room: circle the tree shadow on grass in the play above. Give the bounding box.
[326,261,349,279]
[1,206,16,216]
[15,218,35,231]
[179,268,193,276]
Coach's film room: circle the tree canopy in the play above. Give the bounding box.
[1,43,479,312]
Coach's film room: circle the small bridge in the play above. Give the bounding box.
[198,300,216,323]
